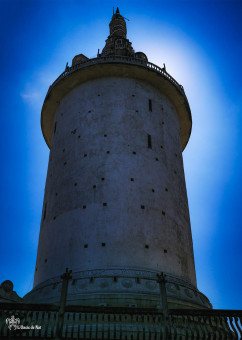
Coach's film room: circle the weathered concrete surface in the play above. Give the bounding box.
[23,75,212,309]
[37,77,195,285]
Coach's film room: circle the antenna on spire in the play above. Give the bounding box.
[113,7,114,14]
[115,7,130,21]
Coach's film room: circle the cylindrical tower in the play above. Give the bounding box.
[25,9,211,309]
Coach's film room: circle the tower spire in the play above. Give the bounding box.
[101,7,134,57]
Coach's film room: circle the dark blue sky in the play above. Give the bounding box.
[0,0,241,309]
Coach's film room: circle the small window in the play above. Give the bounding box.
[54,122,57,134]
[149,99,152,112]
[43,203,47,220]
[148,134,152,149]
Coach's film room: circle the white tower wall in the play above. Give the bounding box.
[35,77,195,287]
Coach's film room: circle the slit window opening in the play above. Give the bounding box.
[148,134,152,149]
[43,203,47,220]
[149,99,152,112]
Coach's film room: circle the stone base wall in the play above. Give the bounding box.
[25,268,211,309]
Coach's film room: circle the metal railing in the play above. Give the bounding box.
[46,55,185,99]
[1,304,242,339]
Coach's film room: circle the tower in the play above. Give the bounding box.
[25,8,211,310]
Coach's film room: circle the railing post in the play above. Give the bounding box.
[157,273,169,339]
[55,268,72,340]
[157,273,168,315]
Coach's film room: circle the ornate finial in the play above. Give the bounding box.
[0,280,22,303]
[101,7,135,57]
[0,280,13,293]
[65,62,70,72]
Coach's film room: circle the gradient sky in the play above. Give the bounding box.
[0,0,241,310]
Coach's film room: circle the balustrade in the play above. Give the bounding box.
[1,303,241,339]
[47,56,185,100]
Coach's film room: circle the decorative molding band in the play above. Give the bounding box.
[25,268,212,309]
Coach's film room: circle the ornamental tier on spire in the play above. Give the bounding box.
[101,7,135,57]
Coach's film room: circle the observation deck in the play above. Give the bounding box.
[41,56,192,151]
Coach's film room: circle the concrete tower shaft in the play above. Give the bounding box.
[25,11,212,310]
